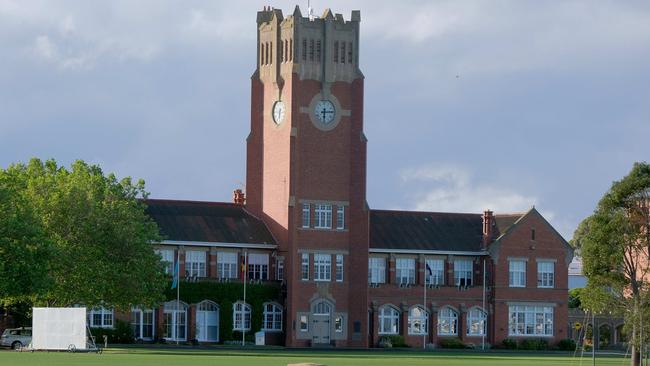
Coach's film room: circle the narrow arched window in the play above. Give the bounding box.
[263,303,283,331]
[378,305,399,335]
[438,306,458,336]
[408,306,429,335]
[233,302,251,331]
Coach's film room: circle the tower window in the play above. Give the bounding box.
[333,41,339,62]
[347,42,353,63]
[340,42,346,63]
[260,43,264,66]
[279,41,283,63]
[302,39,307,61]
[316,40,321,62]
[269,42,272,64]
[265,42,269,65]
[309,39,314,61]
[531,228,536,241]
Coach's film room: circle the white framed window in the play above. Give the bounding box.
[233,302,251,331]
[467,307,487,336]
[185,250,206,277]
[162,301,187,341]
[217,252,238,279]
[196,301,219,342]
[378,305,399,335]
[454,259,473,287]
[276,258,284,281]
[336,254,343,282]
[302,203,310,228]
[336,206,345,230]
[248,253,269,280]
[88,307,113,328]
[425,258,445,286]
[299,315,308,332]
[155,249,174,274]
[314,204,332,229]
[334,315,343,333]
[368,257,386,284]
[509,260,526,287]
[262,303,282,331]
[437,307,458,336]
[396,258,416,285]
[131,308,154,340]
[508,305,553,336]
[537,261,555,288]
[408,306,428,335]
[314,253,331,281]
[301,253,309,281]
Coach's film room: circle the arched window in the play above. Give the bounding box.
[467,307,487,336]
[313,301,331,315]
[263,302,283,331]
[163,301,188,341]
[131,307,154,340]
[196,300,219,342]
[232,302,251,331]
[408,306,429,335]
[438,306,458,336]
[378,305,399,335]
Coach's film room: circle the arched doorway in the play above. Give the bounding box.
[196,300,219,342]
[311,300,332,345]
[598,324,612,349]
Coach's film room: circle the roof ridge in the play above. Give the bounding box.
[370,208,481,216]
[145,198,239,207]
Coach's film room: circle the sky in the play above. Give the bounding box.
[1,0,649,240]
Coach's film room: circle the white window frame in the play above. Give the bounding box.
[185,250,207,277]
[368,257,386,284]
[454,259,473,287]
[467,307,487,336]
[537,261,555,288]
[314,253,332,282]
[247,253,269,280]
[314,203,332,229]
[217,252,238,279]
[299,315,309,332]
[232,302,252,331]
[155,249,174,275]
[408,306,429,335]
[396,258,416,285]
[131,307,155,340]
[302,203,310,228]
[425,258,445,286]
[301,253,309,281]
[437,306,458,336]
[276,258,284,281]
[509,260,526,288]
[88,307,113,328]
[334,315,344,333]
[162,301,187,341]
[336,206,345,230]
[378,306,399,335]
[335,254,343,282]
[196,301,219,342]
[262,303,282,332]
[508,305,554,336]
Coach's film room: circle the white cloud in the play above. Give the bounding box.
[401,163,537,214]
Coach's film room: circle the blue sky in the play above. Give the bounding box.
[1,0,649,239]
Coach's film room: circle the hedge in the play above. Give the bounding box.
[163,281,281,342]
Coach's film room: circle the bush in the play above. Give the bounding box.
[378,335,408,348]
[501,338,517,349]
[557,338,577,351]
[519,338,549,350]
[439,337,467,349]
[90,320,134,344]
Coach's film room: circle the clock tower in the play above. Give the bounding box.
[246,6,368,347]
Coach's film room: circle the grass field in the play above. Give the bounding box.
[0,347,632,366]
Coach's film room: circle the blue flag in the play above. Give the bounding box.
[171,259,180,289]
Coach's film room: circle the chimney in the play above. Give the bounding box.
[233,189,246,205]
[482,210,494,248]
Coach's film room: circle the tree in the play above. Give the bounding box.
[0,158,167,310]
[576,162,650,366]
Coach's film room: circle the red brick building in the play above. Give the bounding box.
[108,6,573,349]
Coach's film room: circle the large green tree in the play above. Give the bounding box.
[0,158,167,310]
[576,162,650,366]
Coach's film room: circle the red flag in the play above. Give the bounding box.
[241,255,246,279]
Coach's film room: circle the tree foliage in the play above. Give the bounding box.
[0,158,166,310]
[575,162,650,365]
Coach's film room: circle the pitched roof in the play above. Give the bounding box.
[494,214,525,238]
[369,210,485,252]
[145,199,276,245]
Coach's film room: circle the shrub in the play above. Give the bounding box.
[519,338,549,350]
[557,338,577,351]
[501,338,517,349]
[378,335,408,348]
[439,337,467,349]
[90,320,134,344]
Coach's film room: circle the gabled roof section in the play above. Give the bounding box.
[494,213,525,239]
[370,209,484,253]
[145,199,276,245]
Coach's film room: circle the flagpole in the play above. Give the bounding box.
[423,258,427,350]
[242,250,247,347]
[176,249,180,346]
[482,258,486,351]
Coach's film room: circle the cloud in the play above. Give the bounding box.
[401,163,537,214]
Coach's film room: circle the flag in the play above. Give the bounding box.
[425,263,433,284]
[171,259,180,289]
[240,255,246,279]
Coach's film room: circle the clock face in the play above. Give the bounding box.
[272,101,285,124]
[314,100,336,125]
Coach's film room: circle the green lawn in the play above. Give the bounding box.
[0,347,631,366]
